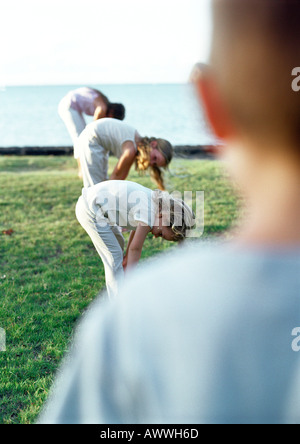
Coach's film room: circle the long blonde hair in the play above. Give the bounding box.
[135,137,173,190]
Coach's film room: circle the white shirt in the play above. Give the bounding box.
[84,118,137,158]
[82,180,156,230]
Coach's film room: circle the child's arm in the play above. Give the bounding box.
[125,224,151,271]
[93,106,106,120]
[93,95,109,120]
[123,230,136,270]
[110,142,136,181]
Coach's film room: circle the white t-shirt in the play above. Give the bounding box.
[69,87,100,115]
[38,242,300,424]
[82,180,156,230]
[84,118,137,158]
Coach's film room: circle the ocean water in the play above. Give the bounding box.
[0,84,215,148]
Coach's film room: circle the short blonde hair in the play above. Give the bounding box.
[152,190,195,242]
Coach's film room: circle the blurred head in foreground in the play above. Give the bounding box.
[196,0,300,246]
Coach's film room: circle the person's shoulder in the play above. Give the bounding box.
[80,241,300,331]
[134,240,231,278]
[72,240,300,365]
[119,240,300,311]
[120,241,226,302]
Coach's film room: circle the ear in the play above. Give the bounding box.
[195,67,235,140]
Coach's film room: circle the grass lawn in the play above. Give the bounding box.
[0,155,239,424]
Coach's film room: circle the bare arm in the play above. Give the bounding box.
[93,96,108,120]
[122,230,136,270]
[110,142,136,181]
[125,224,151,271]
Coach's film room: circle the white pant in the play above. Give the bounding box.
[76,196,125,300]
[58,96,86,159]
[78,136,110,188]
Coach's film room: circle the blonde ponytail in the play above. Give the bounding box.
[135,137,173,190]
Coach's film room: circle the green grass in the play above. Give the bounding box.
[0,155,240,424]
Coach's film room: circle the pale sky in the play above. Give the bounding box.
[0,0,212,86]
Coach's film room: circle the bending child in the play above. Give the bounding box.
[58,87,125,177]
[75,180,194,299]
[76,118,173,190]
